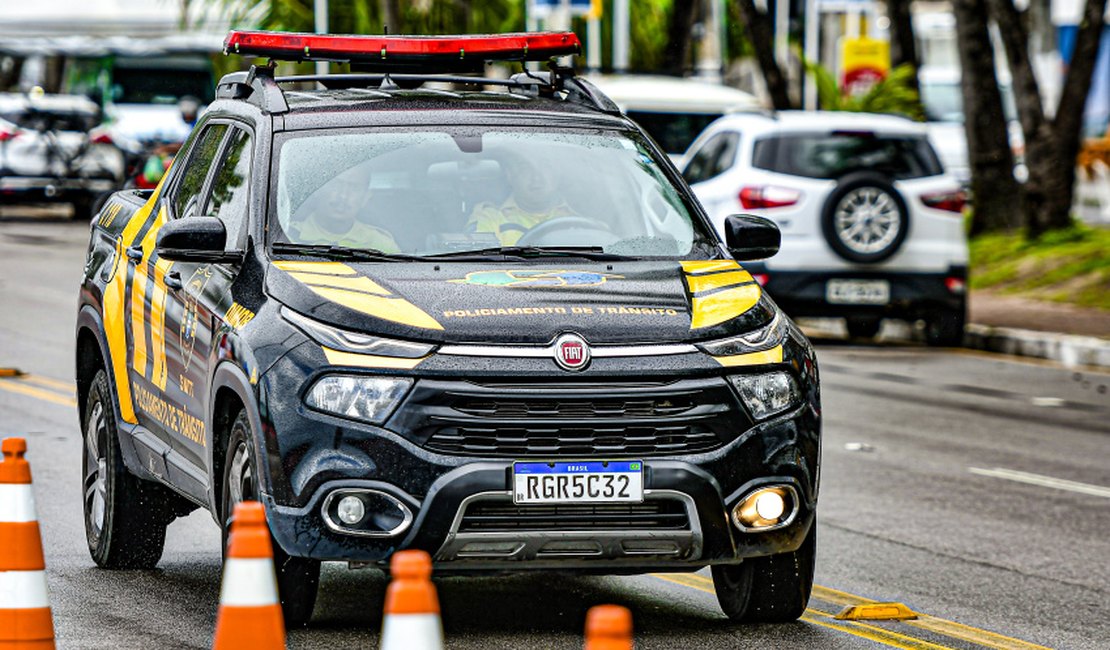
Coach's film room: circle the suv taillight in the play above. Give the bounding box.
[90,132,114,145]
[921,190,967,214]
[0,128,17,142]
[739,186,801,210]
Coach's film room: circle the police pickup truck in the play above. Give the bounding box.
[76,31,821,626]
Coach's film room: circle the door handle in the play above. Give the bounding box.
[165,271,183,291]
[125,245,144,262]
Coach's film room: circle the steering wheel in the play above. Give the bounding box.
[515,216,613,246]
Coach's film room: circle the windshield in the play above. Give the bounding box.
[271,127,719,259]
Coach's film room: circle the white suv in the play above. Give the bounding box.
[682,111,969,345]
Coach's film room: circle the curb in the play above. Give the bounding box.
[964,324,1110,370]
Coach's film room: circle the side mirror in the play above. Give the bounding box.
[723,214,781,261]
[155,216,231,262]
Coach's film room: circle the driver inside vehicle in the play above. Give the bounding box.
[467,155,578,245]
[291,167,400,252]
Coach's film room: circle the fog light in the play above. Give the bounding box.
[754,491,785,520]
[337,495,366,525]
[731,485,797,532]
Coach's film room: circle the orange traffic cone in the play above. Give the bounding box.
[584,604,633,650]
[379,550,443,650]
[0,437,55,650]
[212,501,285,650]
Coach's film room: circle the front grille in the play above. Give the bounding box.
[426,424,722,456]
[455,397,696,419]
[391,377,750,458]
[458,499,689,532]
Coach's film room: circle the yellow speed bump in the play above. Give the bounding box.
[834,602,918,621]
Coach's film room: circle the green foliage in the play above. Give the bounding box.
[969,223,1110,311]
[804,60,924,120]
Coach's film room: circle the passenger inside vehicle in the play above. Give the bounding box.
[288,166,400,252]
[466,154,579,245]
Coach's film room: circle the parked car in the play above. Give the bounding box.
[682,111,969,345]
[0,92,124,219]
[586,75,763,164]
[918,66,1026,187]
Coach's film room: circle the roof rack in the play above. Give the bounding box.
[216,41,626,115]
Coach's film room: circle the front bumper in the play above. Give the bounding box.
[260,404,819,572]
[746,264,967,319]
[254,327,821,572]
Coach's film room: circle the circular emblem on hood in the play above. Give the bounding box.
[553,333,590,372]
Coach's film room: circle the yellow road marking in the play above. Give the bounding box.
[651,573,950,649]
[20,374,76,394]
[0,379,77,408]
[662,574,1051,650]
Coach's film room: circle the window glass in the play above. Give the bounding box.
[272,127,721,259]
[683,132,739,185]
[206,128,251,247]
[173,124,228,219]
[751,133,944,180]
[626,111,722,155]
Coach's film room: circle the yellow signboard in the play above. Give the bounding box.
[840,36,890,95]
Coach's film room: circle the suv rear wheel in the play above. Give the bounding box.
[711,521,816,623]
[822,173,909,264]
[925,307,966,347]
[221,409,321,627]
[83,369,186,568]
[845,316,883,340]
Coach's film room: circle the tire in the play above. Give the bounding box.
[821,173,909,264]
[221,410,320,627]
[925,307,966,347]
[82,369,181,569]
[845,316,882,340]
[711,520,816,623]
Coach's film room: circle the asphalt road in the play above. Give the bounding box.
[1,218,1108,649]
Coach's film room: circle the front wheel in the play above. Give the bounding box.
[711,520,816,623]
[221,410,320,627]
[83,369,185,569]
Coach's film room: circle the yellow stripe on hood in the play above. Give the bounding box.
[276,261,443,330]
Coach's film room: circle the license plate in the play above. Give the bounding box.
[826,279,890,305]
[512,461,644,505]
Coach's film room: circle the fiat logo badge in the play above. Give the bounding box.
[553,333,590,371]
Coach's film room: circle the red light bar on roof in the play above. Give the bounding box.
[223,30,581,63]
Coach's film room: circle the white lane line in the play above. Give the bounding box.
[968,467,1110,498]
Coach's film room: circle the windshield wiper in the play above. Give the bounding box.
[426,245,628,261]
[271,242,421,262]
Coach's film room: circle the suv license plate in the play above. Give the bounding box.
[826,279,890,305]
[513,461,643,505]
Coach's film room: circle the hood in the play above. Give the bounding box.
[265,260,773,345]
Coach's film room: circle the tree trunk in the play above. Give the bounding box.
[380,0,402,33]
[952,0,1023,233]
[887,0,922,102]
[989,0,1107,236]
[736,0,793,110]
[662,0,700,74]
[1038,0,1108,233]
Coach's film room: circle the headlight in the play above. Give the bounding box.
[728,371,801,420]
[698,310,787,357]
[305,375,412,423]
[283,307,433,358]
